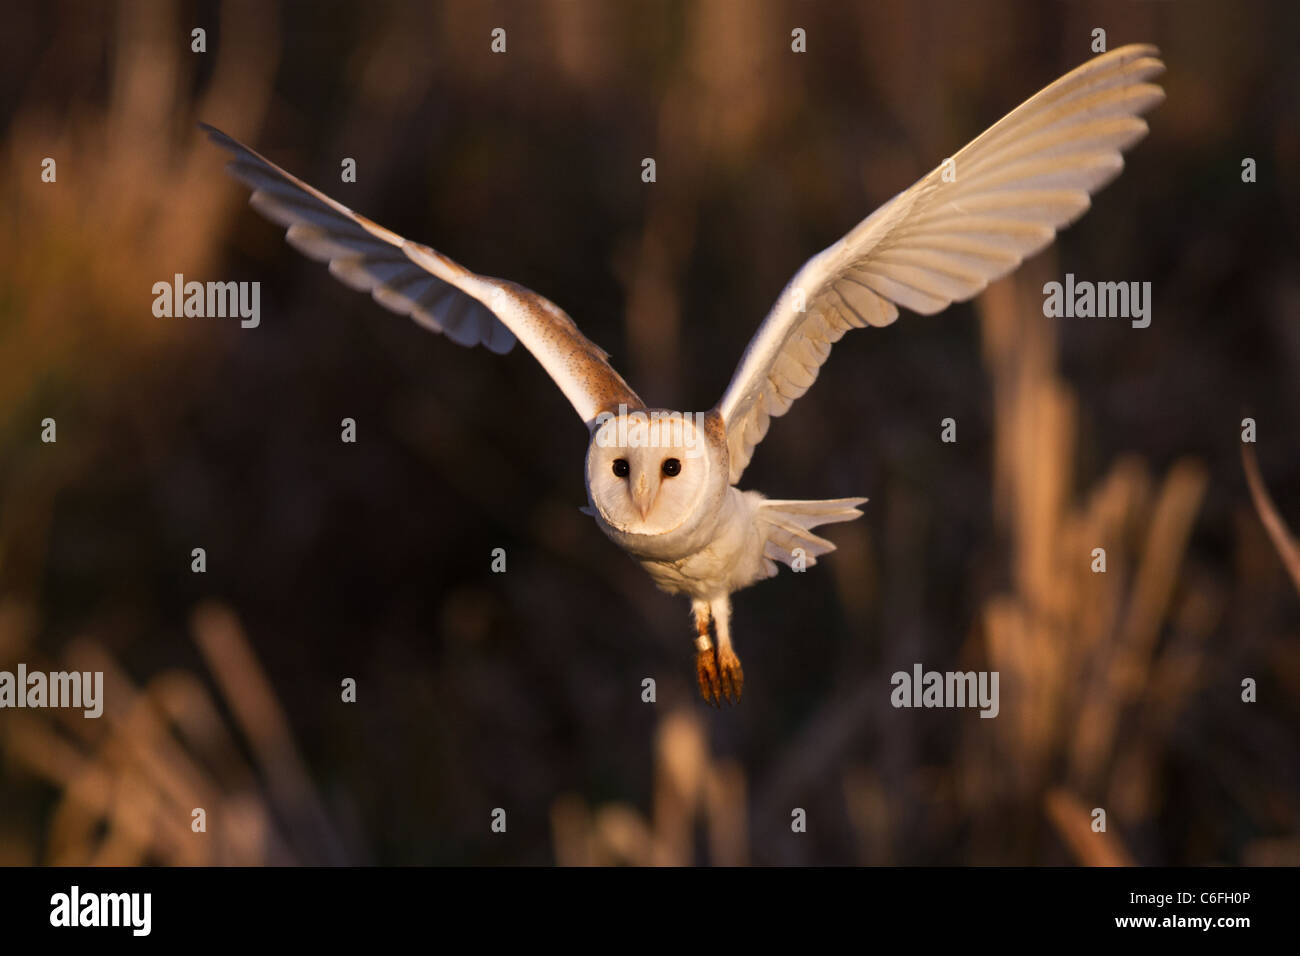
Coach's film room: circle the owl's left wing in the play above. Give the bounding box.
[202,124,643,429]
[713,44,1164,483]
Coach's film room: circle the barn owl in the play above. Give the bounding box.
[203,44,1163,705]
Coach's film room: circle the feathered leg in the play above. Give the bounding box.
[709,595,744,704]
[692,600,721,706]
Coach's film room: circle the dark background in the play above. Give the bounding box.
[1,0,1298,865]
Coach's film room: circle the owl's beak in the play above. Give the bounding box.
[632,471,660,521]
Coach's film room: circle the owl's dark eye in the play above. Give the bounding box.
[662,458,681,477]
[612,458,630,478]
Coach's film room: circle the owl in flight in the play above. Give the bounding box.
[204,44,1163,705]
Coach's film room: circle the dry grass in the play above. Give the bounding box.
[551,709,748,866]
[1242,443,1300,596]
[1,600,353,865]
[0,0,278,595]
[971,258,1210,863]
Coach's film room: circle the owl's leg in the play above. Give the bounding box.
[709,595,744,704]
[693,600,722,706]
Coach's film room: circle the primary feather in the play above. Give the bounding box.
[715,44,1165,483]
[201,123,643,429]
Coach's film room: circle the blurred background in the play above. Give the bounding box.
[1,0,1298,865]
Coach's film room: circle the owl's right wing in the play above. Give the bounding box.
[202,124,644,430]
[713,44,1164,483]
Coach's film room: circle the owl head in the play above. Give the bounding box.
[585,408,724,541]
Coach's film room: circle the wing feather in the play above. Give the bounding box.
[202,123,643,428]
[714,45,1164,482]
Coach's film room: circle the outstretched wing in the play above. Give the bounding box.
[714,44,1165,482]
[202,124,643,428]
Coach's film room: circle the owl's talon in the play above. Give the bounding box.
[696,643,721,706]
[717,646,744,704]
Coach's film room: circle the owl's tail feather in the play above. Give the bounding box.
[755,497,867,573]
